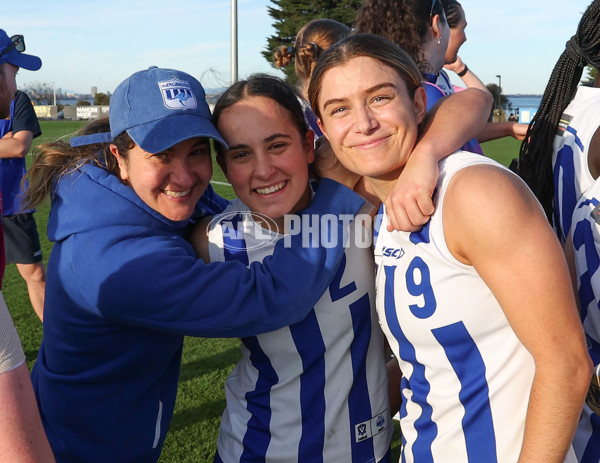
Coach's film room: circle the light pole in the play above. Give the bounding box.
[496,74,502,122]
[231,0,238,84]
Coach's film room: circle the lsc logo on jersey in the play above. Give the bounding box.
[158,79,197,109]
[382,246,405,259]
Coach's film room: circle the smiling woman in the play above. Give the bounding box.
[309,33,591,463]
[20,66,368,462]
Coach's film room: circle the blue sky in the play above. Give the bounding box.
[3,0,595,96]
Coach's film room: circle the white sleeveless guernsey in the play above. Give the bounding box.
[210,183,392,462]
[374,151,575,462]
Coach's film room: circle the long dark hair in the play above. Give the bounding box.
[24,118,133,209]
[518,0,600,220]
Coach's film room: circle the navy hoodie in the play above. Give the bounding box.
[31,164,365,462]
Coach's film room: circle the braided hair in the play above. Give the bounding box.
[440,0,463,29]
[519,0,600,220]
[274,19,351,97]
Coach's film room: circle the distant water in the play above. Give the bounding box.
[507,95,542,110]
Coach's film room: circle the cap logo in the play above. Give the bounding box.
[158,79,197,110]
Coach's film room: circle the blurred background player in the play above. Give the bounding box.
[0,88,46,321]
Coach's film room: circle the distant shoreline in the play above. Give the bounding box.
[506,94,543,98]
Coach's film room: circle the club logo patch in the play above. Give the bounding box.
[158,79,197,110]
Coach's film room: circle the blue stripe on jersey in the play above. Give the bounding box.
[290,310,326,462]
[384,265,437,462]
[554,144,577,243]
[410,219,431,245]
[240,336,279,462]
[567,125,585,152]
[582,413,600,463]
[432,322,497,463]
[572,201,600,321]
[348,292,376,462]
[221,214,249,265]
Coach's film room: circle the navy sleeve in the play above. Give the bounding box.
[11,91,41,138]
[77,179,367,337]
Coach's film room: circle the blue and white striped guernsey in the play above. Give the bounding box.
[552,86,600,244]
[569,179,600,462]
[209,184,392,462]
[374,152,575,462]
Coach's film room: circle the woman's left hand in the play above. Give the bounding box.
[384,151,438,232]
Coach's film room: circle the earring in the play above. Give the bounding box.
[437,36,441,45]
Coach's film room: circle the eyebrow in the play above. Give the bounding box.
[322,82,397,111]
[164,138,209,152]
[226,133,293,151]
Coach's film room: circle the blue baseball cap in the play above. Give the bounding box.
[0,29,41,70]
[109,66,227,153]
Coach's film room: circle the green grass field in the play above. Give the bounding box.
[6,121,521,462]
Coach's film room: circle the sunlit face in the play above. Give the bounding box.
[0,63,18,118]
[316,56,426,184]
[111,137,213,222]
[217,96,314,229]
[445,7,467,65]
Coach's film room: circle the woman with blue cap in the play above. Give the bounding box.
[24,60,492,461]
[23,65,369,462]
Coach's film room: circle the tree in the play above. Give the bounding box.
[582,66,598,86]
[21,82,55,105]
[263,0,362,83]
[486,83,511,122]
[94,93,110,106]
[76,100,91,106]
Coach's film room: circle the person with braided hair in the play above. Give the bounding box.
[537,2,600,460]
[519,0,600,246]
[274,18,351,137]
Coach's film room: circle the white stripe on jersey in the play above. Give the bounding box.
[209,192,392,463]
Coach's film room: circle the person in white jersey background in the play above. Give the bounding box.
[519,0,600,245]
[524,1,600,461]
[191,72,493,461]
[308,33,591,462]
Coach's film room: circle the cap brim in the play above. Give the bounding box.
[0,51,42,71]
[125,113,228,154]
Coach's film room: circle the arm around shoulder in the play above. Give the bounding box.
[93,180,367,338]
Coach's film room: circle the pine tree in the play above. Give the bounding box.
[263,0,362,83]
[582,65,598,86]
